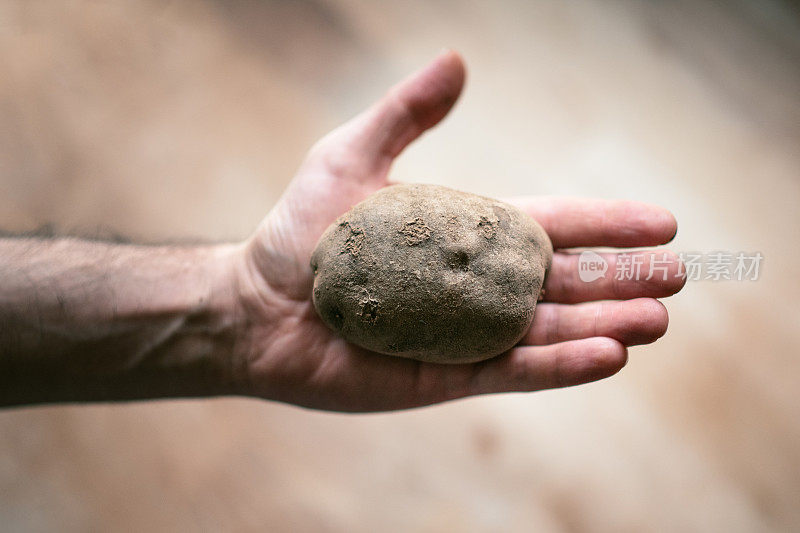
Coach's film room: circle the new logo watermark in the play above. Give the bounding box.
[578,250,608,282]
[576,251,763,282]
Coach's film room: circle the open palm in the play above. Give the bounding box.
[234,51,684,412]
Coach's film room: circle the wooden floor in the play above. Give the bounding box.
[1,1,799,531]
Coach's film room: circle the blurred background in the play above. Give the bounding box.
[1,0,799,531]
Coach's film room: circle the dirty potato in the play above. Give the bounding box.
[310,183,553,363]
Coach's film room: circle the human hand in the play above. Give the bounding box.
[231,51,685,412]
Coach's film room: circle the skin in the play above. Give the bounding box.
[0,51,685,411]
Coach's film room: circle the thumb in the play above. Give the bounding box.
[315,50,466,178]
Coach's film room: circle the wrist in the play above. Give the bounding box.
[180,242,250,397]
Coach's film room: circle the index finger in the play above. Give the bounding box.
[505,196,678,249]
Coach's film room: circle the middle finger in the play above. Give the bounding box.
[542,249,685,303]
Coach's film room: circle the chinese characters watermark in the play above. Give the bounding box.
[577,251,763,282]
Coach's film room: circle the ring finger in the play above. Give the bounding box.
[522,298,669,346]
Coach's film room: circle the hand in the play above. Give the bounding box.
[232,51,685,412]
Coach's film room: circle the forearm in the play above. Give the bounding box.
[0,237,245,406]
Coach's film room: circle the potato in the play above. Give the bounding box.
[310,184,553,363]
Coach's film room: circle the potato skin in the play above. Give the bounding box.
[310,184,553,363]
